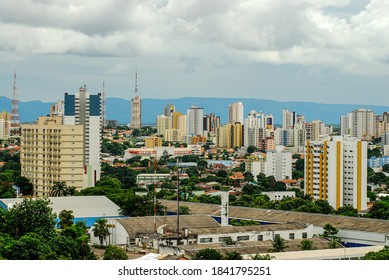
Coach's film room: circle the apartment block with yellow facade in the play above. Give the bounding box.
[20,116,85,197]
[305,136,367,211]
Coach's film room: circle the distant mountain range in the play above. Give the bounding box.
[1,95,389,125]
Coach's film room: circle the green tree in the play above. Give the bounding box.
[383,164,389,173]
[367,200,389,219]
[224,251,243,260]
[4,198,56,240]
[103,245,128,260]
[251,253,275,260]
[50,181,68,197]
[314,200,334,214]
[194,248,224,260]
[268,236,289,252]
[299,239,315,250]
[58,210,74,229]
[335,206,359,217]
[178,205,190,215]
[323,224,338,238]
[363,245,389,260]
[92,218,110,245]
[14,176,33,196]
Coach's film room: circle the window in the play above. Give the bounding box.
[200,238,213,243]
[218,237,230,242]
[289,233,295,239]
[274,234,280,239]
[302,232,308,239]
[237,236,249,241]
[257,235,263,241]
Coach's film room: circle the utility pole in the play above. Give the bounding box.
[176,157,181,244]
[153,158,157,234]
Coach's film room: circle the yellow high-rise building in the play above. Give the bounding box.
[20,116,85,197]
[216,122,243,148]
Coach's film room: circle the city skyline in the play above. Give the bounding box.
[0,0,388,105]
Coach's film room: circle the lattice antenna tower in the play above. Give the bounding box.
[11,71,20,136]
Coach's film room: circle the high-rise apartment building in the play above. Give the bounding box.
[340,109,375,140]
[0,112,10,140]
[156,115,172,136]
[305,136,367,210]
[228,102,244,124]
[64,85,101,186]
[21,117,85,196]
[130,73,141,129]
[243,110,264,147]
[145,136,163,148]
[282,109,296,130]
[186,106,204,136]
[50,100,65,118]
[245,155,265,179]
[203,113,220,132]
[216,122,243,148]
[265,145,292,181]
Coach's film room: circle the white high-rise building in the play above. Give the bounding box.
[340,109,375,140]
[156,115,172,136]
[305,136,367,211]
[228,102,244,124]
[64,85,101,187]
[282,109,296,130]
[243,110,264,147]
[265,145,292,181]
[186,106,204,135]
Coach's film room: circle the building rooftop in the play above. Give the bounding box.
[0,196,122,218]
[160,200,389,234]
[116,215,220,236]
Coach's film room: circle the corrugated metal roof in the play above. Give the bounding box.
[189,222,307,235]
[0,196,122,218]
[160,200,389,233]
[117,215,220,236]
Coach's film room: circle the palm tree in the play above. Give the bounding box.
[92,218,110,245]
[299,239,315,250]
[252,254,275,260]
[50,181,68,197]
[224,251,243,260]
[268,236,289,252]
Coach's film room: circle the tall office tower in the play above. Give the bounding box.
[64,85,101,187]
[305,136,367,211]
[341,109,375,140]
[21,117,85,197]
[228,101,244,124]
[130,72,141,129]
[203,113,220,132]
[265,146,292,181]
[243,110,264,147]
[10,72,20,136]
[50,100,65,118]
[282,109,296,130]
[101,81,106,129]
[156,115,172,136]
[216,122,243,148]
[186,106,204,135]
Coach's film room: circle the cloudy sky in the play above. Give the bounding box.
[0,0,388,105]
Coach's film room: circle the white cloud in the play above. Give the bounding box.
[0,0,389,75]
